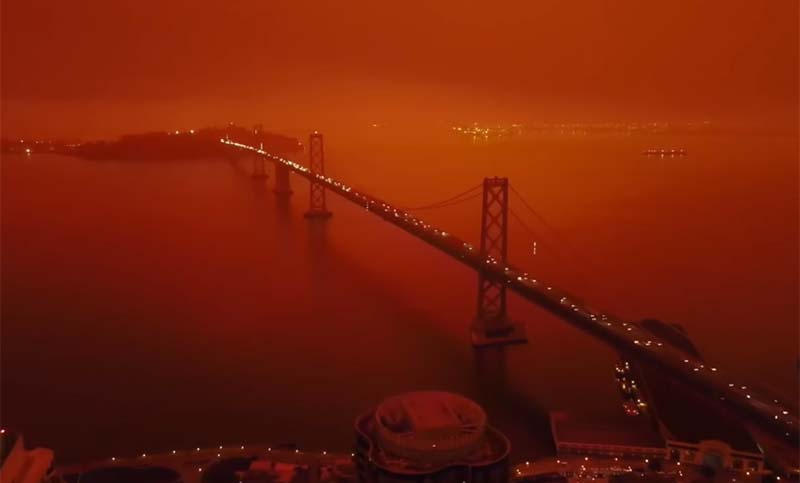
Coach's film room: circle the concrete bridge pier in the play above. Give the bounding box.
[471,313,526,348]
[252,154,268,180]
[273,163,293,195]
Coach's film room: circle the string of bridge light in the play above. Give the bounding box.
[220,138,799,434]
[505,183,797,431]
[393,181,612,328]
[225,138,799,434]
[393,180,591,272]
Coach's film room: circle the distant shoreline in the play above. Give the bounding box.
[1,124,303,161]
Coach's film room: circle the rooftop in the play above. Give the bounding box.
[376,391,486,439]
[550,412,666,450]
[358,392,509,474]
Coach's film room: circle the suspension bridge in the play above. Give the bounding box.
[221,132,798,451]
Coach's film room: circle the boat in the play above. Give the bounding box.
[642,148,687,156]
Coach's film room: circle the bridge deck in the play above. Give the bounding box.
[222,139,798,446]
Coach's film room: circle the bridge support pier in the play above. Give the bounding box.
[273,163,293,195]
[304,132,332,219]
[252,154,268,180]
[471,177,526,347]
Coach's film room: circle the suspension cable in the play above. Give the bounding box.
[405,191,483,211]
[400,183,482,211]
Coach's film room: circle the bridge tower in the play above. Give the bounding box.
[471,177,526,347]
[304,132,332,219]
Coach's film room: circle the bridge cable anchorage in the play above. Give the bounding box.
[398,183,482,211]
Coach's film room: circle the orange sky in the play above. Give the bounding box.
[2,0,798,139]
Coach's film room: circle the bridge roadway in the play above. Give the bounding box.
[222,139,798,445]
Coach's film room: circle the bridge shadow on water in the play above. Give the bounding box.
[303,212,556,459]
[230,157,295,224]
[473,346,556,459]
[232,156,466,353]
[303,216,472,368]
[231,161,560,459]
[233,171,469,363]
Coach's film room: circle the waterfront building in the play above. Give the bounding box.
[550,412,667,460]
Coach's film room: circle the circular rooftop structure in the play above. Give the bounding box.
[374,391,488,463]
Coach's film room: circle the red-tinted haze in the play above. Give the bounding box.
[1,1,799,462]
[2,0,798,139]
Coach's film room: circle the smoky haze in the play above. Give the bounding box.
[1,0,798,139]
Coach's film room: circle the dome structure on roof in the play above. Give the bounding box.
[374,391,487,462]
[354,391,510,483]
